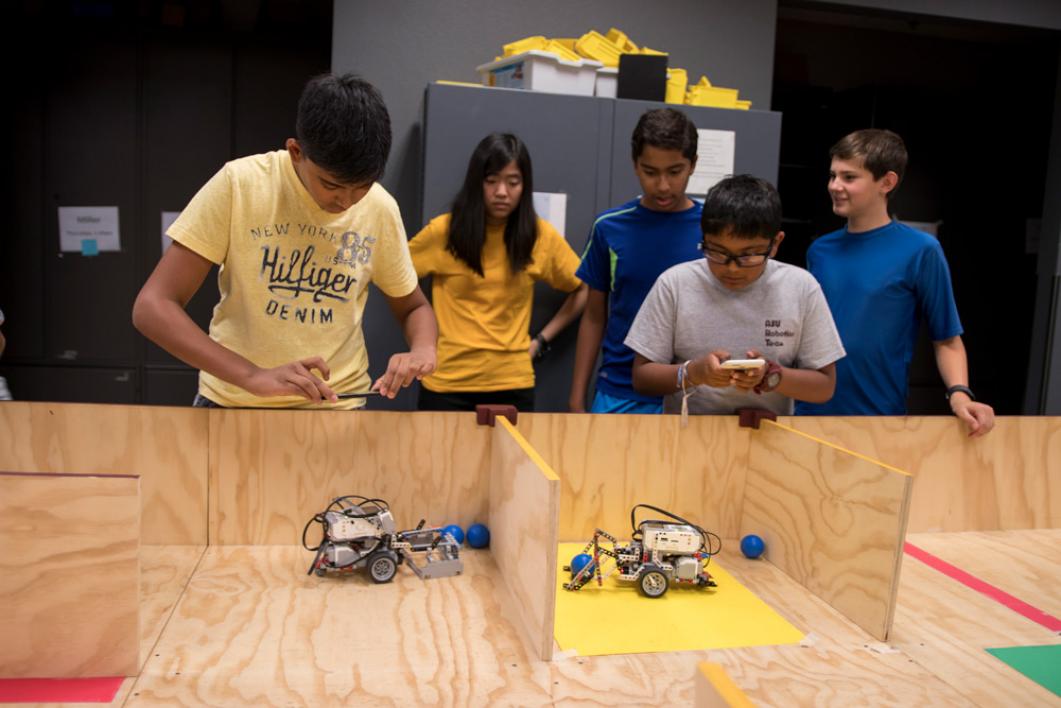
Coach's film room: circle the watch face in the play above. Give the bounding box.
[766,371,782,389]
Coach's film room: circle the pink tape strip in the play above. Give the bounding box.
[0,676,124,703]
[904,542,1061,632]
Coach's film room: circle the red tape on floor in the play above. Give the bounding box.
[904,542,1061,632]
[0,677,124,703]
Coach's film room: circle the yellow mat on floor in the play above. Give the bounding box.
[554,542,804,656]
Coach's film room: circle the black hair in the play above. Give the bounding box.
[631,108,698,162]
[295,73,391,185]
[700,175,782,240]
[830,129,908,199]
[448,133,538,277]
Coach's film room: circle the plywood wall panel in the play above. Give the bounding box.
[742,421,912,640]
[0,472,140,677]
[489,417,560,661]
[209,409,492,545]
[0,401,207,544]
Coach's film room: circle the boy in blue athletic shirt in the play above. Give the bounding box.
[569,108,703,413]
[796,129,995,437]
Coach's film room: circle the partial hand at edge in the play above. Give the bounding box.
[373,348,437,399]
[244,356,336,403]
[951,397,995,438]
[689,350,733,389]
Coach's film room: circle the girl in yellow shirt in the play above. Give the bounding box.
[409,133,587,411]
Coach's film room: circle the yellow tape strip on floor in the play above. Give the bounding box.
[554,542,804,656]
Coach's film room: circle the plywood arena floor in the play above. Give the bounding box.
[12,531,1060,707]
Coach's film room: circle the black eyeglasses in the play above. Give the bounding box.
[698,240,774,268]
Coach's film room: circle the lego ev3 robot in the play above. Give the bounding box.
[563,504,721,598]
[303,495,462,582]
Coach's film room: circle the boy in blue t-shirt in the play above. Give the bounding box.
[796,129,994,437]
[570,108,703,413]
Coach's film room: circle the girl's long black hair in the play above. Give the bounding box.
[447,133,538,277]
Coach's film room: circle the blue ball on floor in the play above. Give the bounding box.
[466,523,490,548]
[741,534,765,559]
[570,553,595,578]
[442,524,465,545]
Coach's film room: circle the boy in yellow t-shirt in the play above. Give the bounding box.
[409,133,586,411]
[133,73,437,409]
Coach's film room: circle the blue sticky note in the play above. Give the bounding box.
[81,239,99,256]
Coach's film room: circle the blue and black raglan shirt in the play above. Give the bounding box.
[576,198,703,402]
[797,220,963,415]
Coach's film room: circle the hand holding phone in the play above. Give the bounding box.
[720,358,766,370]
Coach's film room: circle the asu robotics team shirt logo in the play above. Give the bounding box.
[251,221,375,326]
[764,319,794,348]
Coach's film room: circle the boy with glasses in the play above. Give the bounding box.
[796,129,994,437]
[625,175,845,415]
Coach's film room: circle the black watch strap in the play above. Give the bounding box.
[533,333,550,359]
[945,384,975,401]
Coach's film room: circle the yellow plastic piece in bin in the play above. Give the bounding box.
[684,74,747,109]
[686,84,740,108]
[503,36,547,57]
[502,36,579,63]
[576,30,622,68]
[666,68,688,104]
[435,80,485,88]
[553,38,578,52]
[544,39,581,62]
[640,46,668,56]
[606,28,639,53]
[735,98,752,110]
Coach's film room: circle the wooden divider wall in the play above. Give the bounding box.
[741,420,913,640]
[781,416,1061,532]
[488,418,560,661]
[0,402,207,544]
[0,472,141,677]
[519,413,753,541]
[208,409,493,544]
[3,403,1057,545]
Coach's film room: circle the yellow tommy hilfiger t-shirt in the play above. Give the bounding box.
[167,150,418,409]
[409,213,582,392]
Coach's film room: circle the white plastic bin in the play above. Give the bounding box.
[477,50,602,97]
[595,67,618,98]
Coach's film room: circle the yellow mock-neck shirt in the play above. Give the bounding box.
[409,213,581,392]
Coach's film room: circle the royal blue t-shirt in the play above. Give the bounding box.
[796,220,963,416]
[576,198,703,402]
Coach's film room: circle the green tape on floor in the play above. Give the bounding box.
[985,644,1061,696]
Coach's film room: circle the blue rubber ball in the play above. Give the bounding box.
[466,523,490,548]
[741,534,765,559]
[570,553,595,578]
[442,524,465,545]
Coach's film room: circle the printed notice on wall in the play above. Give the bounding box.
[161,211,181,253]
[899,220,940,238]
[533,192,567,237]
[687,129,736,196]
[58,206,121,253]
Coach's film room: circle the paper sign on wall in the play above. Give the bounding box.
[533,192,568,237]
[58,206,121,253]
[687,129,736,196]
[899,220,940,238]
[161,211,181,253]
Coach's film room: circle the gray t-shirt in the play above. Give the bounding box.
[625,259,845,415]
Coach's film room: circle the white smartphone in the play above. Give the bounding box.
[720,358,766,370]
